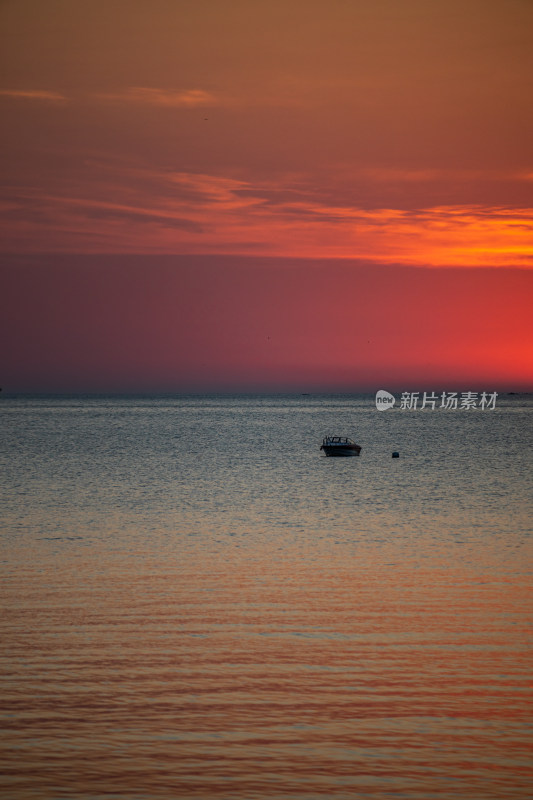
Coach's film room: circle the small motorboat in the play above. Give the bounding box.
[320,436,361,457]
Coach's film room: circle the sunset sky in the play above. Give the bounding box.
[1,0,532,391]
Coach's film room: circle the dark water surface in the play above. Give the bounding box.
[1,394,532,799]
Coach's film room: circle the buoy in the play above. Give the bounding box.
[392,451,399,458]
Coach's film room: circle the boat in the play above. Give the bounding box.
[320,436,361,457]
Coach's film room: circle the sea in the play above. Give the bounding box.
[1,393,532,800]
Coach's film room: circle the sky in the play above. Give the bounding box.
[1,0,532,392]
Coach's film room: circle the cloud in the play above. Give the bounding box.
[80,203,203,231]
[95,84,310,109]
[2,170,532,266]
[0,89,67,102]
[358,167,533,186]
[98,87,222,107]
[50,194,204,230]
[168,172,263,209]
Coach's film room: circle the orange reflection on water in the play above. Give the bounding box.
[1,536,532,799]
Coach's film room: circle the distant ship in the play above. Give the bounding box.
[320,436,361,457]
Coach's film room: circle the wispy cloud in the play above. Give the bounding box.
[358,167,533,185]
[0,89,67,102]
[94,84,312,109]
[2,171,532,266]
[98,87,222,107]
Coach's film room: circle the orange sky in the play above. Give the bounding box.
[1,0,532,390]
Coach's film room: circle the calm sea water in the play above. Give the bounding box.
[1,394,532,800]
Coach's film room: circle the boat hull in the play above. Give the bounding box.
[321,444,361,457]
